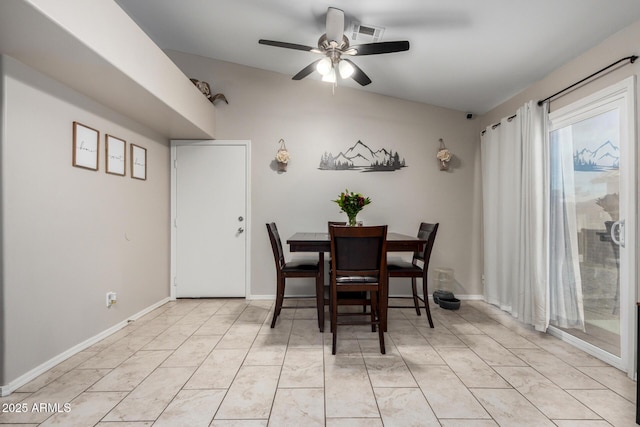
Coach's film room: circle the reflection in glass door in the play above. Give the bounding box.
[547,77,635,373]
[550,109,621,356]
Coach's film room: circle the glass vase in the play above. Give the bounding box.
[347,213,358,227]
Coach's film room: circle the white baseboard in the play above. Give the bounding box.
[455,294,484,301]
[0,297,170,397]
[388,293,484,301]
[246,294,276,300]
[247,294,484,301]
[247,294,316,300]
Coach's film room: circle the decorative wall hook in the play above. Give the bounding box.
[437,138,452,171]
[275,139,290,172]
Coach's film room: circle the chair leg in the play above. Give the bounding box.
[422,278,434,328]
[271,276,285,328]
[331,287,338,355]
[380,276,388,333]
[363,291,367,313]
[332,329,337,355]
[411,277,421,316]
[370,290,376,332]
[316,274,324,332]
[372,291,385,354]
[370,291,376,332]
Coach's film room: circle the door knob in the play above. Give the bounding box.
[610,219,625,247]
[237,227,244,233]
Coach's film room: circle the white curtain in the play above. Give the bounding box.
[481,113,519,312]
[481,100,548,331]
[548,126,585,329]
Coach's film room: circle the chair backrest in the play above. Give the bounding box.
[266,222,286,270]
[330,225,387,279]
[414,222,439,268]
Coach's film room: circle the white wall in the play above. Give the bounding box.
[481,20,640,128]
[165,50,483,299]
[0,55,171,386]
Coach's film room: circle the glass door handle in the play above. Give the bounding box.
[610,219,625,247]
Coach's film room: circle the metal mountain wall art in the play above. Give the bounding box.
[319,140,406,172]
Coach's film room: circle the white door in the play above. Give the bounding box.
[547,77,635,375]
[172,141,249,298]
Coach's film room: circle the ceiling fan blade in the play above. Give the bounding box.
[292,59,322,80]
[259,39,315,52]
[342,59,372,86]
[325,7,344,43]
[353,41,410,56]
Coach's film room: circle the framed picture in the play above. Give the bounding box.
[131,144,147,180]
[105,134,126,176]
[72,121,99,170]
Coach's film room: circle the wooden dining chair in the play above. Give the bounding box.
[327,221,367,313]
[266,223,324,331]
[326,221,346,275]
[329,224,387,354]
[387,222,439,328]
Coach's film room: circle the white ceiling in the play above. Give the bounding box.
[116,0,640,114]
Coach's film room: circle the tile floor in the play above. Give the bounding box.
[0,298,636,426]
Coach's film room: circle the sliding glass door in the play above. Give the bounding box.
[547,77,635,373]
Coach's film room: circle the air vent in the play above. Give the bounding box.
[351,22,384,43]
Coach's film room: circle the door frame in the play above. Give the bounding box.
[169,139,252,300]
[546,76,636,377]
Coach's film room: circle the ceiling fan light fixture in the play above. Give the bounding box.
[316,57,332,76]
[321,67,336,83]
[338,60,354,79]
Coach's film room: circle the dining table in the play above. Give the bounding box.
[287,231,426,332]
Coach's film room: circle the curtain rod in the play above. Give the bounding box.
[537,55,637,106]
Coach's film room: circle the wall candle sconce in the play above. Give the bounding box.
[275,139,290,172]
[437,138,452,171]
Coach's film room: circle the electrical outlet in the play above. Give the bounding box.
[106,292,117,308]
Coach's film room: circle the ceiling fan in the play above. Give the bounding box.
[258,7,410,86]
